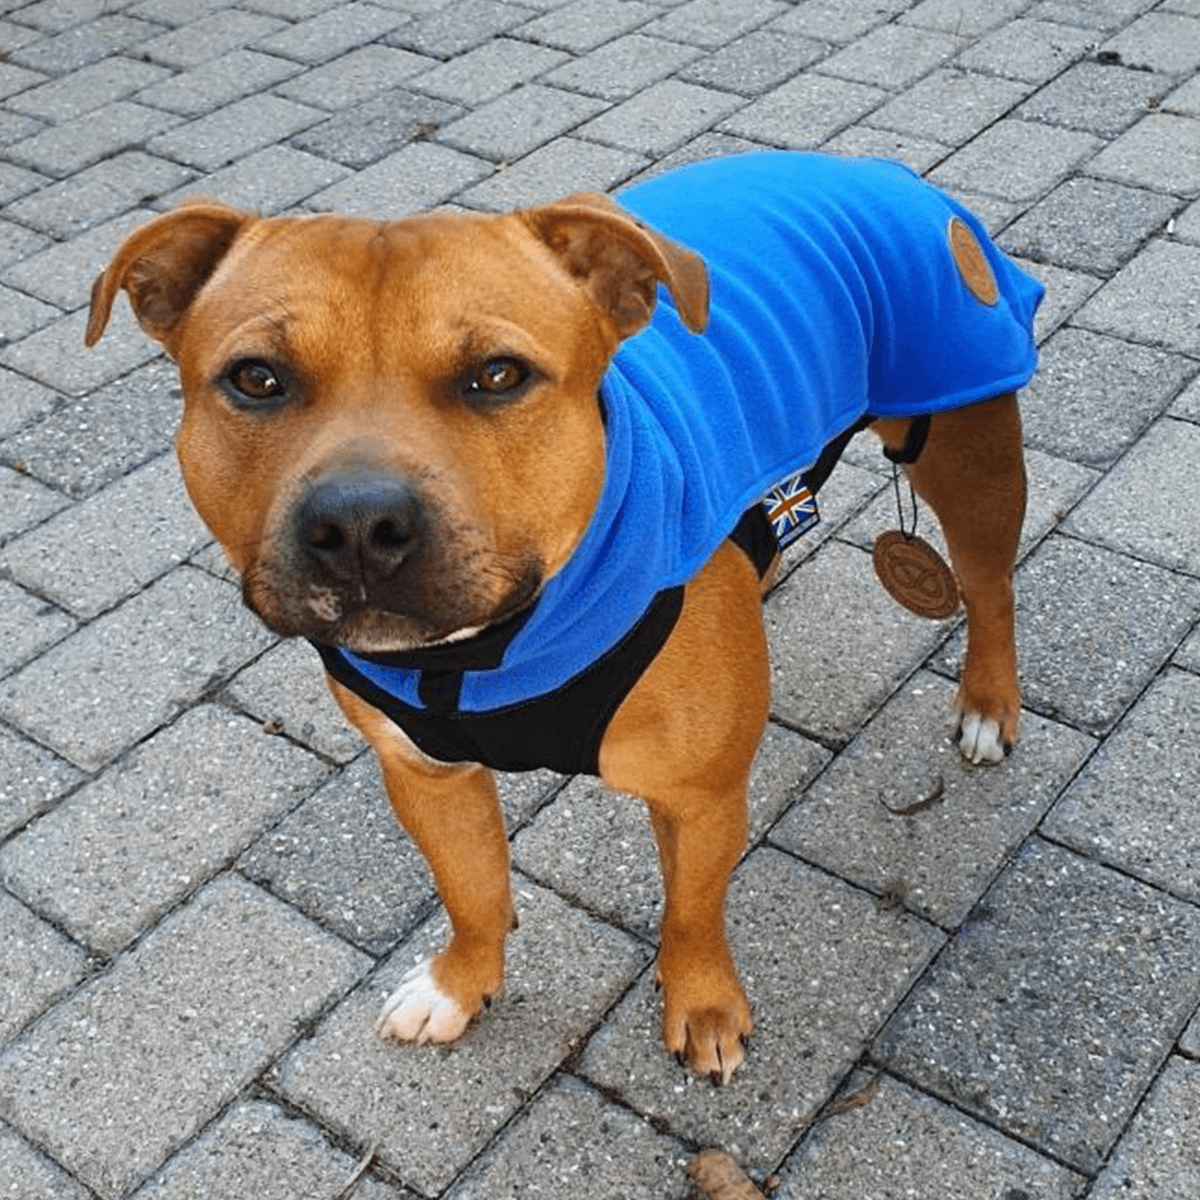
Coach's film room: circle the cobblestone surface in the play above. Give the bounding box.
[1,1,1198,1197]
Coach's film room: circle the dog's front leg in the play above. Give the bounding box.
[601,542,768,1082]
[327,678,514,1045]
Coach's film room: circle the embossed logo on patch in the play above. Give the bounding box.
[873,530,959,620]
[948,216,999,307]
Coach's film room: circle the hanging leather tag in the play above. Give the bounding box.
[873,530,959,619]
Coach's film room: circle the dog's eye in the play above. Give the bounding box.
[469,357,529,398]
[227,360,285,403]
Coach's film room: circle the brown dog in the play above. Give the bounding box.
[86,152,1033,1083]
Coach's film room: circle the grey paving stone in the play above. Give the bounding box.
[1028,0,1158,30]
[1003,176,1180,276]
[640,0,786,48]
[576,79,742,156]
[5,151,196,240]
[1100,10,1200,74]
[777,1071,1087,1199]
[929,119,1101,203]
[1090,1057,1200,1200]
[1166,70,1200,116]
[868,69,1032,148]
[162,144,351,213]
[0,577,75,677]
[7,13,161,73]
[0,1123,89,1200]
[2,206,156,310]
[0,161,47,207]
[543,32,702,100]
[1019,257,1103,341]
[291,88,465,169]
[254,1,406,64]
[901,0,1032,35]
[436,84,607,162]
[676,29,824,96]
[583,849,944,1175]
[5,54,169,122]
[0,890,88,1043]
[1,703,330,952]
[0,283,57,346]
[138,9,284,69]
[0,722,81,841]
[1088,113,1200,195]
[1,305,159,397]
[946,534,1200,736]
[273,883,648,1197]
[11,0,142,32]
[446,1075,690,1200]
[128,0,255,22]
[6,99,180,178]
[1044,669,1200,903]
[820,23,966,90]
[0,565,276,770]
[772,671,1095,926]
[876,838,1200,1173]
[239,751,434,955]
[953,18,1099,84]
[130,1099,405,1200]
[719,73,888,150]
[384,0,539,58]
[766,540,951,746]
[1066,417,1200,575]
[147,94,324,172]
[273,44,432,110]
[519,0,655,52]
[1018,328,1197,467]
[0,357,179,498]
[1172,372,1200,421]
[0,875,369,1199]
[1183,1011,1200,1056]
[413,38,568,105]
[513,723,830,938]
[767,0,910,43]
[1075,239,1200,355]
[133,47,305,117]
[0,60,48,100]
[306,141,492,217]
[460,136,647,209]
[226,638,366,764]
[0,218,50,274]
[1018,61,1173,136]
[0,452,209,619]
[0,369,58,439]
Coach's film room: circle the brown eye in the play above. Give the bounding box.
[471,357,529,397]
[227,360,285,403]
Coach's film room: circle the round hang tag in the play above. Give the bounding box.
[873,530,959,619]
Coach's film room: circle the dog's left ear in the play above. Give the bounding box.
[520,192,709,338]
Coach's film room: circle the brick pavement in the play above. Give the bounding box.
[1,0,1199,1196]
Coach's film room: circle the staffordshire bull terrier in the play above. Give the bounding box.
[86,151,1040,1083]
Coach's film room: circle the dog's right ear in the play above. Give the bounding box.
[85,202,251,350]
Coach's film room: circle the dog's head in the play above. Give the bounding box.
[86,194,707,653]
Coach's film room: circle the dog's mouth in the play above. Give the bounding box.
[241,555,544,655]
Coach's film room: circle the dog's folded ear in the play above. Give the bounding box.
[85,200,251,350]
[520,192,709,339]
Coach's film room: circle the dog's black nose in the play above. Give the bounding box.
[295,471,425,582]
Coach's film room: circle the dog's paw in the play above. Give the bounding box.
[957,711,1007,765]
[376,959,473,1045]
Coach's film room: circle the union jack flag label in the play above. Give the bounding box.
[761,469,819,547]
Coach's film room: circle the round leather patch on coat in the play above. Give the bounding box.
[873,531,959,619]
[948,216,999,306]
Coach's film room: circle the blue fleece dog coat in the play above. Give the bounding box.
[318,152,1044,773]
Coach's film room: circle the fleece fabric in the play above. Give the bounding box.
[319,151,1044,764]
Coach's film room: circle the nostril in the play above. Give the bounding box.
[305,519,346,554]
[370,517,410,553]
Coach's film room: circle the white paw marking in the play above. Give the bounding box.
[376,959,471,1045]
[958,712,1005,765]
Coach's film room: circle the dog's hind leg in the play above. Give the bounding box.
[872,392,1026,763]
